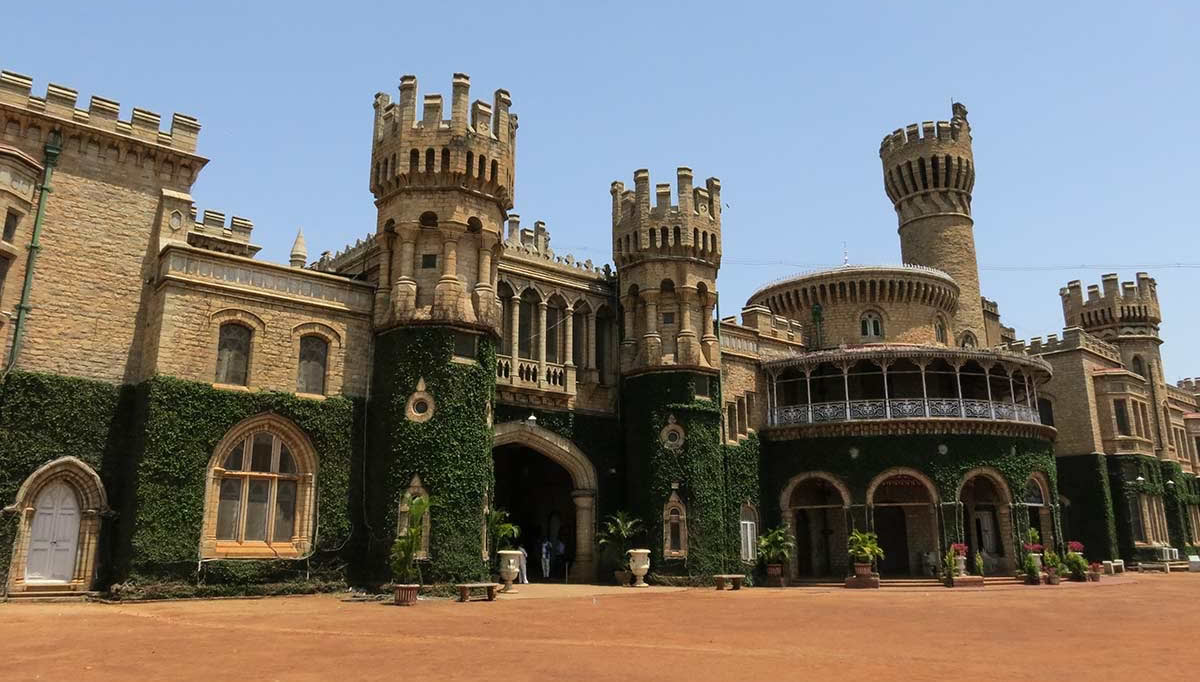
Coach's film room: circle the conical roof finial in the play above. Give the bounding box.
[290,228,308,268]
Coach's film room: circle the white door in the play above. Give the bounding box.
[25,482,79,583]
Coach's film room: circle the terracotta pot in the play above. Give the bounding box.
[766,563,786,587]
[854,562,873,578]
[627,549,651,588]
[1045,571,1061,585]
[497,550,522,593]
[394,584,419,606]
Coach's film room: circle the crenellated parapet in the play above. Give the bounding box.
[611,167,721,269]
[1060,272,1161,339]
[180,207,260,258]
[369,73,515,211]
[1005,327,1123,364]
[0,69,202,155]
[499,215,612,280]
[879,102,974,227]
[1177,378,1199,396]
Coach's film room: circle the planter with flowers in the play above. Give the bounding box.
[845,529,883,589]
[1042,549,1063,585]
[945,543,983,587]
[1063,541,1089,582]
[1022,529,1044,575]
[1087,562,1103,582]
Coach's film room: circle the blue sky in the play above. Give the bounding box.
[5,1,1197,378]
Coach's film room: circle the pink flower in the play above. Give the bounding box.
[951,543,968,556]
[1067,541,1085,553]
[1023,543,1044,553]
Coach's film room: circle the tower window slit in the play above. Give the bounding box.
[918,157,928,189]
[466,151,473,176]
[930,156,940,187]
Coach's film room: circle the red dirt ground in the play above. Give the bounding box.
[2,575,1198,681]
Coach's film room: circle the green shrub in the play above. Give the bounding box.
[1063,551,1088,581]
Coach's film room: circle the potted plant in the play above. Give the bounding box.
[390,494,433,606]
[1087,561,1103,582]
[847,529,884,578]
[950,542,968,577]
[597,511,644,586]
[1063,549,1088,582]
[1022,552,1041,585]
[1022,528,1044,574]
[757,526,795,587]
[974,550,985,578]
[1042,548,1062,585]
[487,509,522,592]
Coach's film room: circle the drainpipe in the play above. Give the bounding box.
[3,130,62,380]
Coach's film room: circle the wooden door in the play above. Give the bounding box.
[26,482,79,583]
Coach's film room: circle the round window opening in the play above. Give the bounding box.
[667,431,680,443]
[413,399,429,415]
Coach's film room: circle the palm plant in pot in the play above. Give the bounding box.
[847,529,884,578]
[486,509,522,592]
[597,511,644,586]
[390,495,433,606]
[757,526,795,587]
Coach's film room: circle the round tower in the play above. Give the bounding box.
[369,73,516,334]
[366,74,515,583]
[880,103,984,345]
[611,167,722,374]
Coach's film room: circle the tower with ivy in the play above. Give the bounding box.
[610,168,737,574]
[363,74,515,581]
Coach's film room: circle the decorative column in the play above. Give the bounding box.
[643,293,661,366]
[537,301,548,388]
[1007,366,1019,419]
[700,300,717,367]
[587,311,597,373]
[509,297,520,359]
[918,359,930,417]
[842,363,851,421]
[474,240,495,327]
[954,362,965,418]
[983,362,996,419]
[879,360,891,419]
[564,305,576,395]
[432,237,461,320]
[805,368,813,424]
[571,490,596,582]
[392,236,417,318]
[676,289,697,365]
[374,231,393,326]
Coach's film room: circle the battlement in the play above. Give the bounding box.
[879,118,969,156]
[182,207,260,258]
[1005,327,1122,364]
[1177,378,1199,396]
[0,69,201,154]
[498,214,612,280]
[1060,272,1161,334]
[610,167,721,268]
[320,232,378,274]
[369,73,516,207]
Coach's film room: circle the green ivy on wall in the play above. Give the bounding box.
[1056,453,1120,561]
[365,326,496,584]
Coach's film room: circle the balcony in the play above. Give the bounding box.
[773,398,1040,425]
[496,354,571,394]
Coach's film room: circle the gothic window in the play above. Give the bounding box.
[1131,355,1146,378]
[1114,399,1132,436]
[860,311,883,339]
[204,421,316,559]
[215,323,251,386]
[297,335,328,395]
[959,332,977,348]
[935,318,948,344]
[663,490,687,559]
[1023,478,1046,506]
[399,475,431,559]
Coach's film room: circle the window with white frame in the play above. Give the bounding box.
[739,504,758,562]
[860,311,883,339]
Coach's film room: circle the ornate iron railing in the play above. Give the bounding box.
[771,399,1043,426]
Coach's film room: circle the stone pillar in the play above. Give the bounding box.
[643,295,661,366]
[392,237,417,319]
[441,239,458,280]
[432,237,462,321]
[700,302,717,367]
[676,289,697,365]
[374,235,392,326]
[538,301,548,388]
[587,312,597,370]
[571,490,596,583]
[475,241,496,328]
[564,305,577,395]
[509,297,520,361]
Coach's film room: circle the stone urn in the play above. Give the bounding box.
[954,555,967,577]
[627,549,651,588]
[1030,554,1043,573]
[393,584,419,606]
[497,550,522,593]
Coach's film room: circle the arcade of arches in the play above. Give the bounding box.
[778,468,1057,580]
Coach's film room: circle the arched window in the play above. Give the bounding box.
[216,323,251,386]
[739,503,758,562]
[424,148,435,173]
[1023,478,1046,506]
[441,148,450,173]
[409,149,419,173]
[297,335,329,395]
[935,318,948,344]
[960,332,977,349]
[1131,355,1145,378]
[205,422,316,559]
[398,475,431,559]
[419,211,438,228]
[662,489,687,558]
[490,159,498,182]
[860,311,883,339]
[465,151,474,177]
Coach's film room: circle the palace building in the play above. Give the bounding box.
[1,71,1197,596]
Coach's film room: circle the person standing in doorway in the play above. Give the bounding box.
[540,537,552,579]
[517,543,529,584]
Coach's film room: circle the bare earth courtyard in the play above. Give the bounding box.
[3,576,1200,681]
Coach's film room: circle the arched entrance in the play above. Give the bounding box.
[868,469,939,577]
[1023,473,1054,548]
[5,456,110,594]
[492,421,597,582]
[958,469,1015,575]
[779,472,850,580]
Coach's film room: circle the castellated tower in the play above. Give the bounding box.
[611,167,722,374]
[365,74,515,583]
[369,73,516,333]
[880,103,985,345]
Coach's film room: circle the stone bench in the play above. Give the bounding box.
[713,574,745,590]
[1189,555,1200,572]
[455,582,500,602]
[1102,560,1125,575]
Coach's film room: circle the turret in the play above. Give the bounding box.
[612,167,721,373]
[289,228,307,268]
[1060,272,1161,340]
[880,102,984,345]
[368,74,517,333]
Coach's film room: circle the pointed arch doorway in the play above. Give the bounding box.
[493,421,598,583]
